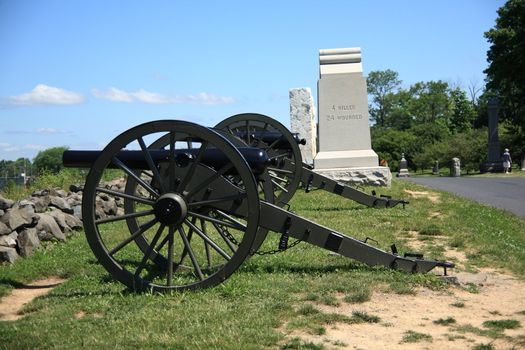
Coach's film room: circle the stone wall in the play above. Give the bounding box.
[0,178,126,264]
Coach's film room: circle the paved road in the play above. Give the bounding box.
[403,176,525,219]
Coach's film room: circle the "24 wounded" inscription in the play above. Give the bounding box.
[326,104,363,121]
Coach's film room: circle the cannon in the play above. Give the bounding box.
[63,119,453,292]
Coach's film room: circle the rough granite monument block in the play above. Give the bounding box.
[313,47,390,186]
[290,88,317,165]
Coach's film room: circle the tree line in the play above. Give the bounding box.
[368,0,524,173]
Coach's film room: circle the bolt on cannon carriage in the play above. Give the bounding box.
[62,114,453,292]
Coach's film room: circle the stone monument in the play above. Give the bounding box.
[290,88,317,165]
[521,153,525,171]
[313,47,391,186]
[451,157,461,177]
[397,153,410,177]
[481,98,503,172]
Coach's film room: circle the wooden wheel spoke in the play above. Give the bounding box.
[169,132,176,192]
[186,162,234,198]
[178,141,209,192]
[188,192,246,207]
[167,226,175,286]
[200,219,212,267]
[184,219,231,261]
[271,179,289,193]
[269,173,289,184]
[96,187,155,205]
[178,226,204,280]
[188,211,246,230]
[95,209,155,224]
[112,156,159,197]
[108,219,158,256]
[134,224,166,278]
[267,167,294,175]
[138,137,167,193]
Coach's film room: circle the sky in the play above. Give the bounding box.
[0,0,506,161]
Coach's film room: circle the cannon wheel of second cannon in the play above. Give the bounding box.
[215,113,303,207]
[82,120,261,292]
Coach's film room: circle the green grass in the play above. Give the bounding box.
[482,319,521,330]
[401,330,433,343]
[433,316,456,326]
[1,179,524,349]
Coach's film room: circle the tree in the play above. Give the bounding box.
[371,128,417,171]
[484,0,525,143]
[367,70,402,127]
[33,146,68,174]
[449,87,477,133]
[408,81,454,126]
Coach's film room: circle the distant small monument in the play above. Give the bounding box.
[432,160,440,175]
[313,47,391,186]
[451,157,461,177]
[481,98,504,172]
[397,153,410,177]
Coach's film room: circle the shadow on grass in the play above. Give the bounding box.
[0,278,64,290]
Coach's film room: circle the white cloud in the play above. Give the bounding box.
[5,84,85,106]
[37,127,70,134]
[23,144,45,150]
[92,87,236,105]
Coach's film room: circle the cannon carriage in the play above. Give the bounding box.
[63,116,453,292]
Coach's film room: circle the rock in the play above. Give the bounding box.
[106,178,125,191]
[48,209,72,234]
[97,196,117,216]
[0,206,39,231]
[72,205,82,220]
[18,200,36,215]
[66,193,82,207]
[17,228,40,256]
[29,196,49,213]
[0,221,11,235]
[0,209,4,217]
[47,195,73,214]
[50,188,68,198]
[64,212,83,231]
[0,231,18,247]
[0,246,19,264]
[36,213,66,242]
[32,189,50,197]
[0,194,14,210]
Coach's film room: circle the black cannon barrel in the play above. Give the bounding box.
[63,147,270,175]
[234,131,306,149]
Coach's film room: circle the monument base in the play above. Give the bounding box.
[314,166,392,186]
[314,149,379,169]
[397,169,411,178]
[481,161,504,173]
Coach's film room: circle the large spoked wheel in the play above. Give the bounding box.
[82,120,260,292]
[122,129,273,268]
[215,113,303,207]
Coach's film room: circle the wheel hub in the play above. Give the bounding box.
[154,193,188,225]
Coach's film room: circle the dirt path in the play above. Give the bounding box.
[0,277,66,321]
[289,269,525,349]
